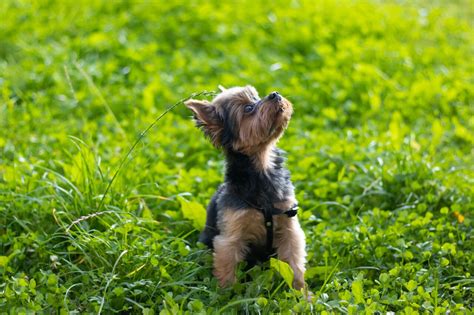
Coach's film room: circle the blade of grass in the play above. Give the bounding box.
[74,62,128,141]
[95,90,216,213]
[218,298,260,314]
[98,249,128,315]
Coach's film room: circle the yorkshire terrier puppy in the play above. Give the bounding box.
[186,85,306,290]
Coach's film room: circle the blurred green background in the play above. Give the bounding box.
[1,0,472,313]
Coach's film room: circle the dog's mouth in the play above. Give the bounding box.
[269,122,278,136]
[267,114,288,138]
[259,96,292,139]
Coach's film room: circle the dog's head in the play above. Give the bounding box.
[185,85,293,155]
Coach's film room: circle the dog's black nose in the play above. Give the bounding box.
[269,91,279,100]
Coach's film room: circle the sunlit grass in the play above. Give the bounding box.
[1,0,472,313]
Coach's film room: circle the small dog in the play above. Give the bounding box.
[186,85,306,289]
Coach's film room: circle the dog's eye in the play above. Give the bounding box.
[244,104,255,113]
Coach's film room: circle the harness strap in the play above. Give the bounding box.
[262,207,274,254]
[242,199,299,257]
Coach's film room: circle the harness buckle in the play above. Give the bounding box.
[284,204,299,217]
[242,198,299,259]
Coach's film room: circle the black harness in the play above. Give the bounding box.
[242,199,299,257]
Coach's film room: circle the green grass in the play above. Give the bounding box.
[1,0,473,313]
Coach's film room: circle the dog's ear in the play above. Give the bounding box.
[185,99,223,147]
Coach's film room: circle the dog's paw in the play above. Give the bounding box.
[293,278,305,291]
[213,269,236,287]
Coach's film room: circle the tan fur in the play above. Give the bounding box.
[184,100,224,147]
[273,197,306,289]
[231,94,292,156]
[213,204,306,290]
[186,85,293,171]
[213,209,266,286]
[250,141,277,171]
[274,215,307,290]
[273,197,297,213]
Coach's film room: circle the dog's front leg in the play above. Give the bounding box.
[212,209,264,287]
[275,217,307,290]
[212,235,247,287]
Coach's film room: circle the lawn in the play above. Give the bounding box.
[0,0,473,313]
